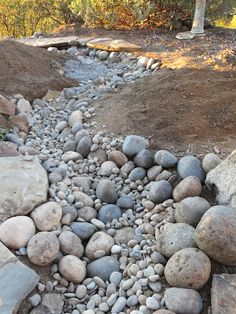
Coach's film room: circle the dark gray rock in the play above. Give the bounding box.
[96,179,117,204]
[87,256,120,281]
[98,204,122,224]
[149,180,172,203]
[128,167,146,181]
[154,150,178,168]
[76,135,92,157]
[133,149,154,169]
[70,222,96,240]
[116,196,134,209]
[122,135,149,157]
[178,155,205,182]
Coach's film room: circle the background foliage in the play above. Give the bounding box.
[0,0,235,37]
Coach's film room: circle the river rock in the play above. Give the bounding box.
[59,231,84,258]
[164,288,203,314]
[128,167,146,181]
[114,227,135,244]
[59,255,86,283]
[154,150,177,168]
[164,248,211,290]
[101,161,117,176]
[195,205,236,265]
[73,191,93,206]
[133,149,154,169]
[158,223,196,258]
[147,165,162,181]
[0,216,35,249]
[68,110,83,127]
[122,135,149,157]
[77,206,97,221]
[202,153,221,173]
[70,222,96,240]
[76,136,92,157]
[27,232,60,266]
[98,204,121,224]
[96,179,117,204]
[85,231,114,260]
[120,161,135,175]
[206,150,236,208]
[175,196,210,227]
[149,180,172,203]
[87,256,120,281]
[108,151,128,167]
[116,196,134,209]
[0,156,48,221]
[31,202,62,231]
[177,155,205,182]
[173,176,202,202]
[72,176,92,194]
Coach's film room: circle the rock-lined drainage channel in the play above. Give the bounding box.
[0,42,235,314]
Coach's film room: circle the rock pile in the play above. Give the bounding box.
[0,43,235,314]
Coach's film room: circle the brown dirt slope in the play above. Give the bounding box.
[93,67,236,156]
[0,40,74,100]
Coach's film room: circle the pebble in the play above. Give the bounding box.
[111,297,127,313]
[177,155,205,182]
[146,297,160,310]
[59,255,86,283]
[122,135,149,157]
[154,150,177,168]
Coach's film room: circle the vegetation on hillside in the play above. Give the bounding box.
[0,0,235,37]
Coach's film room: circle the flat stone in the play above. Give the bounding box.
[0,156,48,221]
[17,36,95,48]
[211,273,236,314]
[0,243,39,313]
[87,38,142,52]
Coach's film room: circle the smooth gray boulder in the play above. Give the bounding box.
[87,256,120,281]
[206,150,236,208]
[122,135,149,157]
[0,156,48,221]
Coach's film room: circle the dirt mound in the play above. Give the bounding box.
[93,67,236,156]
[0,40,75,100]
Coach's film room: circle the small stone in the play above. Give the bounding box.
[147,166,162,181]
[111,296,126,313]
[59,231,84,258]
[87,256,120,281]
[164,288,203,314]
[158,223,196,258]
[178,155,205,182]
[62,151,82,162]
[164,247,211,290]
[154,150,177,168]
[96,179,118,204]
[173,176,202,202]
[101,161,117,176]
[122,135,149,157]
[98,204,121,224]
[78,206,97,222]
[27,232,59,266]
[76,136,92,157]
[31,202,62,231]
[99,51,109,60]
[134,149,154,169]
[29,294,41,307]
[146,297,160,310]
[149,180,172,203]
[76,285,87,299]
[69,110,83,127]
[129,167,146,181]
[59,255,86,283]
[114,227,135,244]
[109,271,123,287]
[41,293,64,314]
[108,151,128,167]
[116,196,134,209]
[85,231,114,260]
[175,196,210,227]
[202,153,221,173]
[0,216,35,249]
[70,222,96,240]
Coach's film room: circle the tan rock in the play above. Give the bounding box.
[195,205,236,265]
[59,255,86,283]
[108,151,128,167]
[164,247,211,290]
[85,231,114,260]
[0,141,18,157]
[31,202,62,231]
[0,216,35,249]
[114,227,135,245]
[173,176,202,202]
[87,38,142,52]
[59,231,84,258]
[8,115,29,133]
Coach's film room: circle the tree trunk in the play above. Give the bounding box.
[191,0,206,34]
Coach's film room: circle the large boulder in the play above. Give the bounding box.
[195,205,236,265]
[0,156,48,221]
[206,150,236,208]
